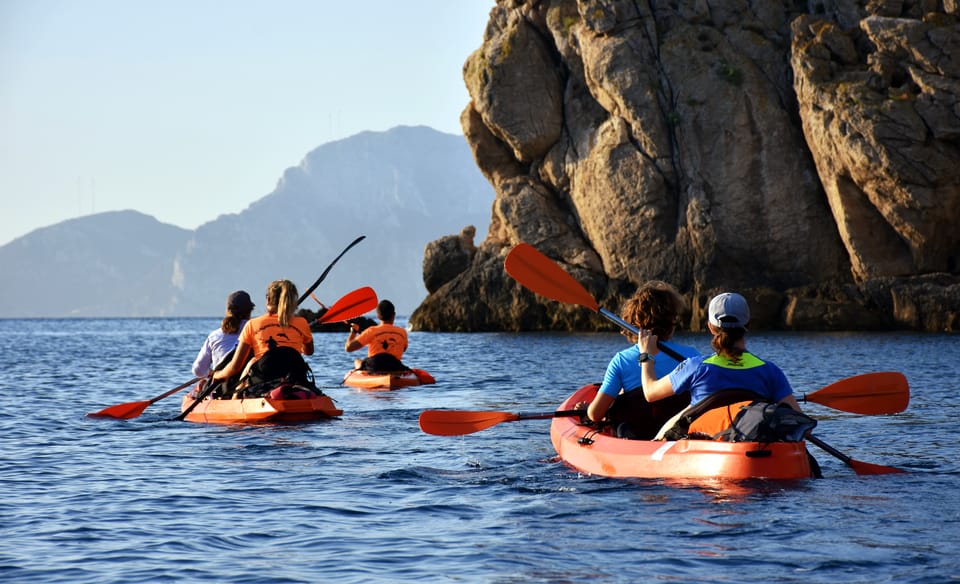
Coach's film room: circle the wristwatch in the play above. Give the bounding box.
[638,352,655,364]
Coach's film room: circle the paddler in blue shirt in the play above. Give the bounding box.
[576,281,700,438]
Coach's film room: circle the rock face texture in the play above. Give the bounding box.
[411,0,960,332]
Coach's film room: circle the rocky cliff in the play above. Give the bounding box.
[411,0,960,332]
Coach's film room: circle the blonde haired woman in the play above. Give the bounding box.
[213,279,314,388]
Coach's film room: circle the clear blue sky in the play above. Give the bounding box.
[0,0,494,246]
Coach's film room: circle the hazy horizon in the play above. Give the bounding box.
[0,0,494,247]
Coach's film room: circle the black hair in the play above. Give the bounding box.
[377,299,396,322]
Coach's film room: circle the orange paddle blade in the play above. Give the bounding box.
[86,376,200,420]
[848,458,906,475]
[87,400,152,420]
[318,286,378,324]
[419,410,519,436]
[504,243,599,311]
[806,435,905,475]
[412,369,436,385]
[803,372,909,415]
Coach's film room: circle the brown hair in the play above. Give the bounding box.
[377,299,396,322]
[711,326,746,361]
[265,279,299,327]
[620,280,683,342]
[221,304,253,334]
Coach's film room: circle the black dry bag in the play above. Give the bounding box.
[717,401,817,443]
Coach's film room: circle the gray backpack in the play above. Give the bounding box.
[717,401,817,443]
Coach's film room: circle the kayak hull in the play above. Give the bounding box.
[342,368,435,390]
[551,385,814,480]
[179,392,342,425]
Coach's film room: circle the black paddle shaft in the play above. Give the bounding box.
[597,307,686,362]
[516,409,586,421]
[297,235,365,305]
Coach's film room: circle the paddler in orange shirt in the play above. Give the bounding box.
[345,299,408,372]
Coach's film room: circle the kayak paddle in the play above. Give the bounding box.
[419,408,586,436]
[315,286,377,324]
[177,237,367,422]
[799,371,908,415]
[416,370,905,436]
[504,242,685,361]
[86,376,200,419]
[806,434,905,475]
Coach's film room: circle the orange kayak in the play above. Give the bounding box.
[342,368,435,390]
[179,392,342,424]
[551,384,815,480]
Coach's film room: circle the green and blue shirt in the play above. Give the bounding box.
[667,352,792,406]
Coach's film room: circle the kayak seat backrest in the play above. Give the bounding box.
[605,388,691,440]
[654,389,765,440]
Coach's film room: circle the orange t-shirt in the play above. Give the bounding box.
[239,313,313,359]
[355,323,407,359]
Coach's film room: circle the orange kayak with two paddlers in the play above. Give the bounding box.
[551,384,816,480]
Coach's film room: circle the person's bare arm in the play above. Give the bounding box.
[212,342,252,381]
[637,329,676,402]
[345,324,362,352]
[583,392,615,423]
[779,393,802,412]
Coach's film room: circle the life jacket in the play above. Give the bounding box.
[687,400,754,436]
[247,346,312,387]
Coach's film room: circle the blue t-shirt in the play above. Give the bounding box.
[667,352,792,406]
[598,341,701,398]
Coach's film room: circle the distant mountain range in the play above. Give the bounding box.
[0,126,494,318]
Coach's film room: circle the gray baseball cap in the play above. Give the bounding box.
[708,292,749,329]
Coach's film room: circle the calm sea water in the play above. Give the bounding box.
[1,318,957,583]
